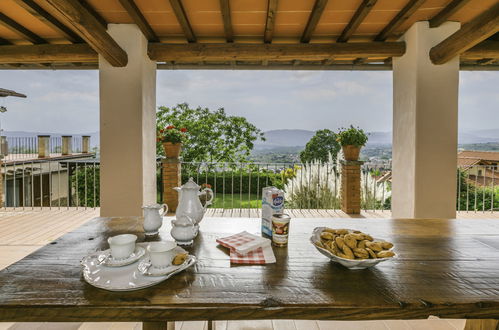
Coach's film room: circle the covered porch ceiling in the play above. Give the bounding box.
[0,0,497,70]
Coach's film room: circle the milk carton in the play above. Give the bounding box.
[261,186,284,237]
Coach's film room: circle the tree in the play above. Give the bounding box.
[300,129,340,163]
[156,103,265,163]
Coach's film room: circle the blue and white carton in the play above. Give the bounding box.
[261,186,284,237]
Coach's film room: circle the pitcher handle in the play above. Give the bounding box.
[159,203,168,217]
[202,188,214,209]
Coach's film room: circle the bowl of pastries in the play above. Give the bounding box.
[310,227,395,270]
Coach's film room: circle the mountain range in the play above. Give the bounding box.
[255,129,499,148]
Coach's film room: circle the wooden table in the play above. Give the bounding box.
[1,217,499,330]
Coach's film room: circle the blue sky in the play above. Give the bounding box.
[0,69,497,134]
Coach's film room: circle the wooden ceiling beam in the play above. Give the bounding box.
[168,0,196,43]
[375,0,426,41]
[0,12,46,44]
[219,0,233,43]
[0,44,97,63]
[430,3,499,64]
[77,0,107,29]
[148,42,406,62]
[43,0,127,67]
[264,0,278,43]
[429,0,471,28]
[14,0,83,43]
[461,41,499,59]
[301,0,328,43]
[117,0,158,42]
[337,0,377,43]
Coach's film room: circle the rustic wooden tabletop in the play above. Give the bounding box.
[1,216,498,328]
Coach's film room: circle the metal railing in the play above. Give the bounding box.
[1,156,98,209]
[2,136,86,159]
[180,161,392,212]
[458,164,499,212]
[3,157,496,213]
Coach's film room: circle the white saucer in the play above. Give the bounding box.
[81,243,197,291]
[138,255,194,277]
[97,246,145,267]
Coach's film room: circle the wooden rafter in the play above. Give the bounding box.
[430,3,499,65]
[169,0,196,43]
[460,41,499,59]
[117,0,158,42]
[429,0,471,28]
[148,42,406,62]
[43,0,127,67]
[14,0,83,43]
[375,0,426,41]
[219,0,233,43]
[301,0,328,43]
[264,0,278,43]
[0,13,46,44]
[0,44,97,63]
[0,37,12,45]
[337,0,377,43]
[77,0,107,29]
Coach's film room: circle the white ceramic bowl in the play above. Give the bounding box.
[108,234,137,260]
[310,227,395,270]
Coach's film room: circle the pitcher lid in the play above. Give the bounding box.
[181,177,200,189]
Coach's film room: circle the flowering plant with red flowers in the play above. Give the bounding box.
[157,125,188,144]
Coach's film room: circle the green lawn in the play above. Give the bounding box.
[210,193,261,209]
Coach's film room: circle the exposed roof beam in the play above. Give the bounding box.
[430,3,499,64]
[0,12,47,44]
[301,0,328,43]
[14,0,83,43]
[219,0,233,43]
[461,41,499,59]
[429,0,471,28]
[337,0,377,43]
[0,44,97,63]
[149,42,406,62]
[264,0,278,43]
[43,0,127,67]
[117,0,158,42]
[169,0,196,43]
[0,37,12,45]
[77,0,107,29]
[375,0,426,41]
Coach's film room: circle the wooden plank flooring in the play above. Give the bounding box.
[0,207,480,330]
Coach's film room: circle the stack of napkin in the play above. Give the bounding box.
[216,231,276,264]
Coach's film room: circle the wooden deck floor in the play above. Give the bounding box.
[0,207,478,330]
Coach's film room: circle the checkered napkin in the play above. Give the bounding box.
[216,231,276,264]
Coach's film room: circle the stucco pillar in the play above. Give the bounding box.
[392,21,460,219]
[62,136,72,155]
[99,24,157,217]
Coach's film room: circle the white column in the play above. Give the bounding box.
[392,21,460,219]
[99,24,156,217]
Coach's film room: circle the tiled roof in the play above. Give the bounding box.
[458,151,499,162]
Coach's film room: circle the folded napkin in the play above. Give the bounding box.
[216,231,276,264]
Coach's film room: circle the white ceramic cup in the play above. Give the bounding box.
[147,241,177,268]
[107,234,137,260]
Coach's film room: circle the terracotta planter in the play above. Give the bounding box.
[163,142,182,159]
[342,145,361,161]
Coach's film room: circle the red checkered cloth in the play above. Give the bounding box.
[216,231,276,264]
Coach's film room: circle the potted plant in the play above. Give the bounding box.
[336,125,368,161]
[157,125,187,158]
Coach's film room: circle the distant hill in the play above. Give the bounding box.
[256,129,499,148]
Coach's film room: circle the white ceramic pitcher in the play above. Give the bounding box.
[174,177,213,227]
[143,203,168,236]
